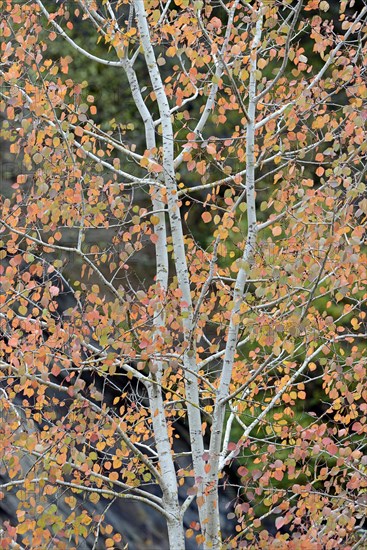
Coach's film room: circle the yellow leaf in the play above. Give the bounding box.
[351,318,360,330]
[240,69,249,81]
[274,155,282,164]
[166,46,176,57]
[17,522,31,535]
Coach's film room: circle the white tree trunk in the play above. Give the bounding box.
[120,14,183,543]
[133,0,207,533]
[204,9,263,549]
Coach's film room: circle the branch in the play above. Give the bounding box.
[16,441,163,506]
[197,336,250,369]
[157,0,173,27]
[220,333,367,469]
[255,1,303,102]
[154,89,200,127]
[254,5,367,131]
[72,139,159,185]
[0,219,127,302]
[68,121,152,165]
[133,2,210,534]
[219,351,283,406]
[0,359,163,485]
[174,0,242,169]
[0,529,25,550]
[36,0,123,66]
[0,477,171,519]
[196,9,249,123]
[256,183,328,231]
[91,498,116,550]
[205,9,263,542]
[299,244,332,322]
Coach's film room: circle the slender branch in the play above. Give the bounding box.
[0,529,25,550]
[0,360,163,485]
[154,89,199,127]
[197,336,250,369]
[68,122,152,165]
[91,499,116,550]
[174,0,242,169]
[72,139,158,184]
[0,218,126,302]
[196,9,249,123]
[36,0,123,66]
[220,333,367,469]
[299,244,332,322]
[0,477,171,519]
[255,5,367,130]
[255,1,303,102]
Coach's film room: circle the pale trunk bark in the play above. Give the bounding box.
[203,10,263,550]
[120,28,184,546]
[133,0,206,540]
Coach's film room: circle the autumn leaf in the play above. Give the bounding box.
[202,212,212,223]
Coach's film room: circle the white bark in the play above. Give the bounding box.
[133,0,207,537]
[204,9,263,549]
[254,5,367,131]
[174,0,241,170]
[117,16,183,547]
[36,0,123,66]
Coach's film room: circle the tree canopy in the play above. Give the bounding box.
[1,0,367,548]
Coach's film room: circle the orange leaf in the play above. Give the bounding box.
[197,161,206,175]
[150,163,163,173]
[202,212,212,223]
[206,143,216,155]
